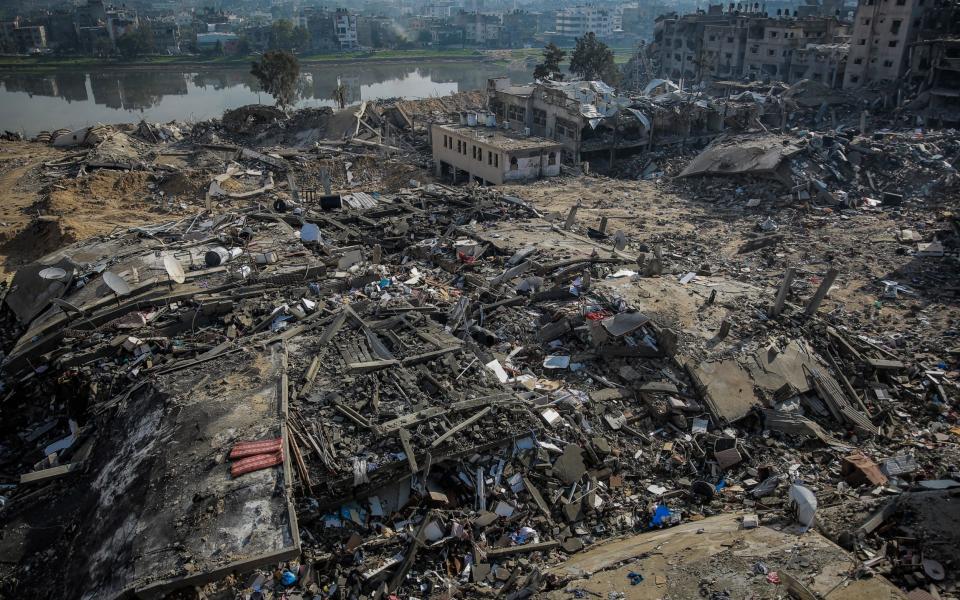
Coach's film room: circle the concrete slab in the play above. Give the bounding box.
[746,339,819,394]
[679,134,804,183]
[2,346,299,598]
[687,358,763,423]
[544,513,907,600]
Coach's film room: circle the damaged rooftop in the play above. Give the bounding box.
[0,75,957,600]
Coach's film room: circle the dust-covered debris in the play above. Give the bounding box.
[0,83,957,600]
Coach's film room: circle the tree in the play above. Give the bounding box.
[292,26,310,52]
[92,36,113,58]
[115,25,155,60]
[533,42,566,81]
[115,32,138,58]
[251,50,300,109]
[569,32,619,84]
[236,34,251,55]
[139,24,156,54]
[269,19,297,51]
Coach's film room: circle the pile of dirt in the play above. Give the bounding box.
[216,176,253,194]
[0,142,66,276]
[222,104,285,132]
[45,170,191,241]
[158,171,207,199]
[188,149,228,169]
[217,105,336,147]
[85,132,153,167]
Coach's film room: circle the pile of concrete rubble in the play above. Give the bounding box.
[0,144,957,599]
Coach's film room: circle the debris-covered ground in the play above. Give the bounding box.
[0,92,957,600]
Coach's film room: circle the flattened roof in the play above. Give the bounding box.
[437,123,563,152]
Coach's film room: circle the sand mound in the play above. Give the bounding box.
[46,170,191,241]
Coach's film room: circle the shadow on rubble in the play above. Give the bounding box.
[0,218,75,272]
[876,251,960,307]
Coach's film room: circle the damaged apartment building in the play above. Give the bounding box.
[904,0,960,124]
[909,37,960,124]
[650,0,960,114]
[483,77,728,167]
[650,6,849,85]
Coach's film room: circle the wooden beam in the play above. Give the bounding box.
[398,428,419,474]
[19,462,83,484]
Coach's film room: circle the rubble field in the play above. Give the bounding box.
[0,92,957,600]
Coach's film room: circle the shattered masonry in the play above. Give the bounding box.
[0,83,958,600]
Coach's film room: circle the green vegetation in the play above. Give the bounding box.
[613,49,635,65]
[533,42,566,81]
[0,44,629,75]
[268,19,310,52]
[569,32,619,83]
[509,46,633,67]
[297,48,480,61]
[0,48,487,72]
[251,50,300,108]
[115,24,156,60]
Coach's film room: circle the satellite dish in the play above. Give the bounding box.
[163,255,186,284]
[103,271,131,296]
[39,267,67,281]
[300,223,321,243]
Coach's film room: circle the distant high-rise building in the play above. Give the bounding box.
[334,9,358,50]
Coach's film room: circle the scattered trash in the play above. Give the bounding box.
[0,83,957,600]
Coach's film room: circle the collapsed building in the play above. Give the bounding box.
[482,75,866,171]
[909,38,960,126]
[0,79,958,600]
[485,77,736,165]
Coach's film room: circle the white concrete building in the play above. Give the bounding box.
[555,6,614,38]
[432,121,563,185]
[423,1,455,18]
[334,10,359,50]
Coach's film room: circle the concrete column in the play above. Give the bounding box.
[718,318,731,340]
[805,269,839,317]
[564,204,579,230]
[769,267,795,318]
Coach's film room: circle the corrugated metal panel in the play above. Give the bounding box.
[342,192,378,210]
